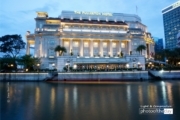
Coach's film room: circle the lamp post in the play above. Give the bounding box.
[65,63,69,72]
[52,63,55,70]
[73,64,77,72]
[166,59,168,64]
[137,62,141,70]
[107,65,109,71]
[10,64,14,72]
[37,63,40,72]
[126,64,129,70]
[178,62,180,65]
[10,64,13,67]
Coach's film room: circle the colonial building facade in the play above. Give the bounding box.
[26,11,154,71]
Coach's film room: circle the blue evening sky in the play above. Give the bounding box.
[0,0,178,45]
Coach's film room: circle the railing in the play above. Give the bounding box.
[63,29,127,34]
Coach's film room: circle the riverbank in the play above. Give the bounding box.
[0,73,49,81]
[0,70,180,81]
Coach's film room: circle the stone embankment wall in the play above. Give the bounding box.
[58,71,149,81]
[150,70,180,80]
[0,73,49,81]
[1,71,179,81]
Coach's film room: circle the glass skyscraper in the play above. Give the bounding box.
[162,0,180,49]
[153,37,164,53]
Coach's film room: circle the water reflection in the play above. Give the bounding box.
[126,85,131,107]
[1,81,180,120]
[73,86,77,109]
[50,87,55,110]
[7,82,10,103]
[138,86,143,104]
[161,81,168,104]
[35,87,40,108]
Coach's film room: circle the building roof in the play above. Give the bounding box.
[60,18,127,25]
[59,10,141,22]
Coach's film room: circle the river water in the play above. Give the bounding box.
[1,81,180,120]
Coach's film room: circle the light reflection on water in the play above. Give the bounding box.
[1,81,180,120]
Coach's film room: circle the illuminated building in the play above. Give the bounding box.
[26,11,154,71]
[177,32,180,47]
[162,0,180,49]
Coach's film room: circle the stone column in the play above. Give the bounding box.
[128,40,132,55]
[70,39,72,54]
[100,40,103,57]
[40,38,42,57]
[80,39,83,57]
[60,38,63,46]
[147,44,150,58]
[109,40,112,57]
[90,39,93,57]
[119,40,121,55]
[26,42,30,55]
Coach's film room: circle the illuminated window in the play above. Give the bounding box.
[73,41,79,47]
[121,43,125,48]
[49,40,55,45]
[48,48,55,57]
[84,42,89,47]
[93,42,98,47]
[112,43,116,48]
[134,42,137,45]
[64,26,69,28]
[64,41,69,47]
[103,42,107,47]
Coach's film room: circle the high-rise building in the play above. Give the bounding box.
[162,0,180,49]
[177,32,180,47]
[26,11,154,71]
[153,37,164,53]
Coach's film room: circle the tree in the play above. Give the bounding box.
[54,45,67,56]
[0,56,16,71]
[155,48,180,65]
[18,55,40,71]
[136,45,146,55]
[0,35,26,58]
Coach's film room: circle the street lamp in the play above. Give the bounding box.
[52,63,55,70]
[126,64,129,68]
[166,60,168,66]
[107,65,109,71]
[73,64,77,71]
[65,63,69,72]
[37,63,40,72]
[137,62,141,68]
[126,64,129,70]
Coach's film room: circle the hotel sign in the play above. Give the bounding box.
[172,1,180,9]
[37,12,48,17]
[74,11,112,16]
[162,1,180,13]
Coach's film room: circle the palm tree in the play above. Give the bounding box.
[136,45,146,55]
[19,55,40,71]
[54,45,67,56]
